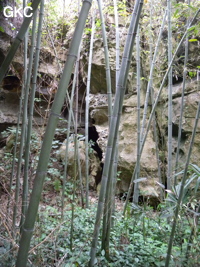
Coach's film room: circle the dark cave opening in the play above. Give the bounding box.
[173,124,188,140]
[119,192,160,210]
[88,126,103,161]
[174,147,184,156]
[172,76,183,85]
[2,75,21,91]
[165,122,188,141]
[88,126,103,185]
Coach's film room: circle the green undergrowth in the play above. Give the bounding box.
[1,201,199,267]
[0,127,199,266]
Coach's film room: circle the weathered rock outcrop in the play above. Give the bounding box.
[58,138,102,188]
[157,80,200,171]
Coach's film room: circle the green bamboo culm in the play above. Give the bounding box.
[140,8,167,140]
[167,0,173,190]
[102,0,143,242]
[61,66,77,219]
[7,108,21,219]
[110,0,120,228]
[97,0,112,121]
[133,26,141,204]
[138,9,166,196]
[174,0,190,182]
[165,101,200,267]
[0,0,41,83]
[148,4,163,198]
[20,6,40,229]
[70,43,81,250]
[12,0,29,236]
[102,0,120,250]
[89,0,144,265]
[75,42,85,208]
[113,0,120,84]
[149,0,153,67]
[99,0,114,254]
[135,8,167,205]
[16,1,93,266]
[85,11,96,208]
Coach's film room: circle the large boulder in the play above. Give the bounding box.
[58,137,102,189]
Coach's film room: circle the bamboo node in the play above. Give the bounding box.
[67,53,77,59]
[50,112,61,118]
[22,227,34,233]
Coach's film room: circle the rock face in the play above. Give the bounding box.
[89,92,160,195]
[58,138,102,189]
[157,80,200,171]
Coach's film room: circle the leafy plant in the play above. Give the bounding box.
[0,26,5,32]
[164,164,200,217]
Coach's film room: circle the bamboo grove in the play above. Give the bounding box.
[0,0,200,266]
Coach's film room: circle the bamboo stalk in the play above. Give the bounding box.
[7,113,21,218]
[114,0,120,84]
[71,32,82,249]
[111,0,120,228]
[98,0,113,255]
[125,7,167,211]
[21,7,39,229]
[133,26,141,204]
[12,0,30,235]
[97,0,112,121]
[89,1,143,265]
[61,66,77,219]
[140,8,167,140]
[148,0,163,199]
[85,12,96,208]
[165,101,200,267]
[101,2,120,250]
[174,0,190,182]
[167,0,173,190]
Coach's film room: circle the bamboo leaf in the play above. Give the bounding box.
[101,250,105,256]
[131,203,142,210]
[189,38,198,42]
[188,26,196,31]
[134,177,147,183]
[185,207,200,216]
[156,181,165,189]
[0,26,4,32]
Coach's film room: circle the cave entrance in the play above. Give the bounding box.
[165,123,188,141]
[88,126,103,161]
[88,126,103,185]
[172,76,183,85]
